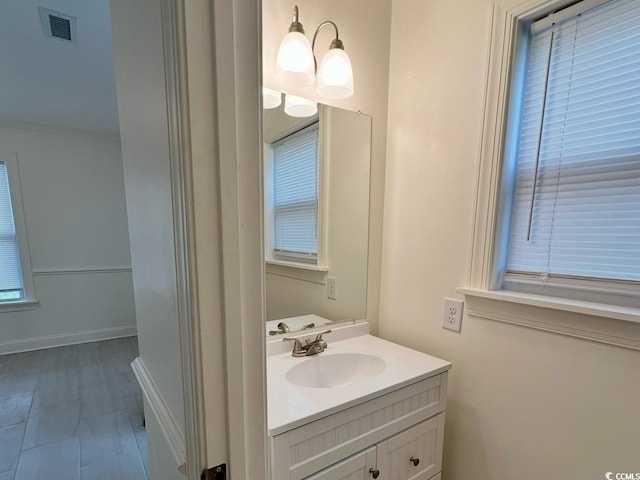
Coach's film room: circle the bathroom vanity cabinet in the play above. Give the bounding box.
[269,372,448,480]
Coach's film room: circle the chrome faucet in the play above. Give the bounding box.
[268,322,291,336]
[269,321,316,336]
[283,330,332,357]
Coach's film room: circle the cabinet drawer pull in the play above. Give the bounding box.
[369,467,380,478]
[410,457,420,467]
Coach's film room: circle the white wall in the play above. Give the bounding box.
[265,107,371,322]
[0,124,135,353]
[380,0,640,479]
[109,0,185,478]
[263,0,392,332]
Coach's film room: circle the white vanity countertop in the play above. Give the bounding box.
[267,325,452,436]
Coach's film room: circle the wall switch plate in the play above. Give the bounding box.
[327,276,337,300]
[442,297,463,332]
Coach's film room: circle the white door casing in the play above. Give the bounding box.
[210,0,269,478]
[111,0,267,478]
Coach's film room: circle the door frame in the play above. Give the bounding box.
[159,0,207,477]
[159,0,267,478]
[209,0,268,477]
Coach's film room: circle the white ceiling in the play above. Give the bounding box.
[0,0,119,137]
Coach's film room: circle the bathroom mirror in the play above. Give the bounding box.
[263,98,372,336]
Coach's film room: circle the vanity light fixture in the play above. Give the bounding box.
[263,87,282,109]
[275,5,354,100]
[275,6,315,86]
[284,94,318,117]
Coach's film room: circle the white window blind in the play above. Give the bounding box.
[272,123,319,260]
[0,162,24,302]
[505,0,640,289]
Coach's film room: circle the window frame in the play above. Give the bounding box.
[263,108,329,284]
[0,152,37,311]
[502,0,640,305]
[459,0,640,351]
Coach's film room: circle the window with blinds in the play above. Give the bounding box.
[0,161,24,302]
[504,0,640,301]
[271,123,319,263]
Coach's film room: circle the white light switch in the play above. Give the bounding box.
[327,276,337,300]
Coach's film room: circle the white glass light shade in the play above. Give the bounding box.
[262,88,282,109]
[284,94,318,118]
[275,31,315,87]
[316,48,354,100]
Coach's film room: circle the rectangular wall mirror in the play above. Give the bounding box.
[263,98,372,336]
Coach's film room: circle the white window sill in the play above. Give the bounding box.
[457,288,640,351]
[0,300,40,313]
[265,260,329,284]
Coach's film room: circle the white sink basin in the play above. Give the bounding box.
[286,353,386,388]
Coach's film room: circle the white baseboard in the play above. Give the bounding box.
[0,325,138,355]
[131,357,187,475]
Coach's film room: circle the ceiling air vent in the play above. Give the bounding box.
[39,8,77,43]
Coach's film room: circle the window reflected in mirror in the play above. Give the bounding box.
[263,98,372,335]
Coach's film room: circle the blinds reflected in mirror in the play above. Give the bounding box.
[272,123,320,262]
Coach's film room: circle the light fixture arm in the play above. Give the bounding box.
[311,21,343,72]
[288,5,305,34]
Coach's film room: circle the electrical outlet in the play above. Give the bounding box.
[442,297,463,332]
[327,276,337,300]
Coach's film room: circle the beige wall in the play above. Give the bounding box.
[380,0,640,478]
[263,0,392,332]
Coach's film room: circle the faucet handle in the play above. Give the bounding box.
[314,329,332,349]
[283,337,306,356]
[314,329,332,341]
[269,321,292,336]
[277,322,291,333]
[283,337,302,348]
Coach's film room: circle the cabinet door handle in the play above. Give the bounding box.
[369,467,380,478]
[410,457,420,467]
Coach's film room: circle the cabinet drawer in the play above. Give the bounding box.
[270,372,448,480]
[377,413,445,480]
[304,447,376,480]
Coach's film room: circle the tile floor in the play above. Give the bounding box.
[0,337,148,480]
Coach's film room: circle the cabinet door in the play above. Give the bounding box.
[304,447,377,480]
[376,413,445,480]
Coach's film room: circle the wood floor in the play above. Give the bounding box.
[0,337,148,480]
